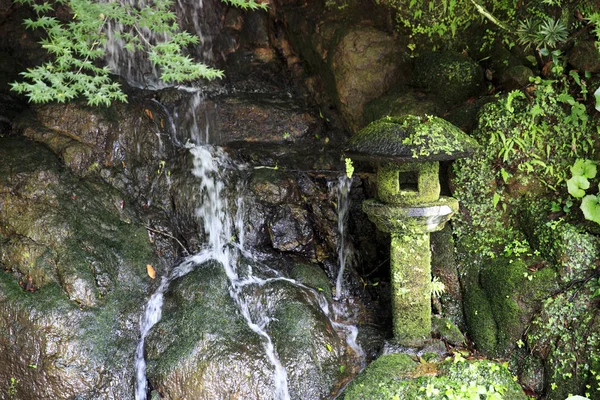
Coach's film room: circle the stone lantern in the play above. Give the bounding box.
[345,115,478,346]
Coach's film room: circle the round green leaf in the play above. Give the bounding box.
[581,194,600,225]
[567,175,590,198]
[571,159,597,179]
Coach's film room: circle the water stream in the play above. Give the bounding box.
[329,175,366,370]
[134,143,293,400]
[331,175,353,300]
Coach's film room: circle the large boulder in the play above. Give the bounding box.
[0,136,157,399]
[329,26,408,131]
[145,260,352,399]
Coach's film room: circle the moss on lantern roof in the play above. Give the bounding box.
[345,115,479,162]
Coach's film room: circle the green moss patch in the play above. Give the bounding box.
[344,354,527,399]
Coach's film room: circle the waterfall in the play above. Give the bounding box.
[104,0,221,89]
[330,175,353,300]
[134,145,291,400]
[329,175,366,370]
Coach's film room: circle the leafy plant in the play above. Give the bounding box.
[345,158,354,179]
[11,0,265,106]
[7,378,18,399]
[431,276,445,298]
[565,159,600,225]
[567,176,591,198]
[581,190,600,224]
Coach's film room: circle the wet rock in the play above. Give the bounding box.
[413,51,485,105]
[329,26,408,131]
[14,99,178,215]
[568,41,600,73]
[214,93,321,144]
[289,262,333,302]
[146,260,347,400]
[0,136,158,399]
[269,205,314,255]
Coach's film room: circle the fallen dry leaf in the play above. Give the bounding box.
[144,109,154,121]
[146,264,156,279]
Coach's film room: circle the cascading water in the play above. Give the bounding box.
[331,175,353,300]
[105,0,221,89]
[134,144,292,400]
[328,175,366,370]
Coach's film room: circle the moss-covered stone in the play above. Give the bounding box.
[431,316,464,346]
[413,51,485,105]
[462,283,498,355]
[479,257,558,356]
[343,353,417,399]
[343,354,527,399]
[146,261,346,400]
[346,115,479,162]
[377,161,440,205]
[362,196,458,234]
[289,262,333,302]
[389,233,432,344]
[0,137,159,398]
[363,86,444,124]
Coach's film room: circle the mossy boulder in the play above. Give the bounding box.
[343,354,527,399]
[466,257,559,356]
[499,65,535,91]
[413,51,485,105]
[289,262,333,302]
[146,260,350,399]
[568,40,600,73]
[431,316,464,346]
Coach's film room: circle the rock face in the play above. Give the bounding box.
[0,137,156,399]
[279,4,411,132]
[0,93,375,398]
[329,27,408,131]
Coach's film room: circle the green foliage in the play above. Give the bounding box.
[430,276,445,298]
[581,191,600,224]
[10,0,264,106]
[527,282,600,398]
[7,378,18,399]
[344,354,527,400]
[565,159,600,225]
[345,158,354,179]
[567,175,590,199]
[517,17,568,50]
[483,78,595,191]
